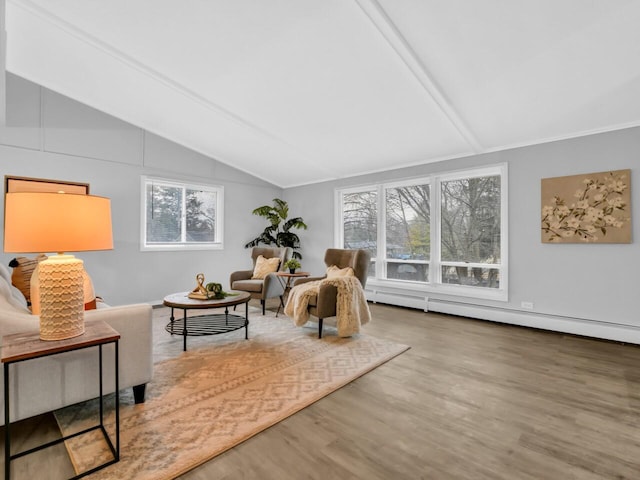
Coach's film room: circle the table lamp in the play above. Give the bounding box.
[4,191,113,340]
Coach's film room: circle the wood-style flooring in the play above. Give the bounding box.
[2,301,639,479]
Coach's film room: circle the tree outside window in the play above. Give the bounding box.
[385,184,430,282]
[185,189,217,242]
[342,190,377,276]
[343,190,377,252]
[440,175,500,288]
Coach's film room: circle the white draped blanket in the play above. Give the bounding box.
[284,276,371,337]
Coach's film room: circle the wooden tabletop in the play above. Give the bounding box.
[163,290,251,309]
[275,271,311,278]
[1,320,120,364]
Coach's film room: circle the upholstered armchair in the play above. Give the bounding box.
[230,247,292,315]
[293,248,371,338]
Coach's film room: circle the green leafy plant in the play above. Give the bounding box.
[245,198,307,259]
[284,259,301,271]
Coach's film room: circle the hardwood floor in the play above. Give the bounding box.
[3,302,640,479]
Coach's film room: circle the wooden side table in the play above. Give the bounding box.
[275,271,310,317]
[2,320,121,480]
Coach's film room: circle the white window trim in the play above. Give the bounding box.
[335,163,508,302]
[140,176,224,252]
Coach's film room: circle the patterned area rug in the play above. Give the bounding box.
[54,308,409,479]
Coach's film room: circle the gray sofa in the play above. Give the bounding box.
[0,263,153,425]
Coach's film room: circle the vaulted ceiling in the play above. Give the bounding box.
[5,0,640,187]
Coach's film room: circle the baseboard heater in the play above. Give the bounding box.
[365,288,428,311]
[427,298,640,345]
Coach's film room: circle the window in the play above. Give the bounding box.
[385,181,430,282]
[141,177,223,251]
[336,165,507,299]
[439,174,501,289]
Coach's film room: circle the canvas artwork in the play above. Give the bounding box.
[541,169,631,243]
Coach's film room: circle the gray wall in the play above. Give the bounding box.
[0,1,5,126]
[285,127,640,331]
[2,71,639,339]
[0,73,282,305]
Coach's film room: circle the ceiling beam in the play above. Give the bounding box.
[354,0,483,153]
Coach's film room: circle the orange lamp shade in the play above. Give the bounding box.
[4,192,113,254]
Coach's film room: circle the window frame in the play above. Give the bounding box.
[140,176,224,252]
[335,164,508,301]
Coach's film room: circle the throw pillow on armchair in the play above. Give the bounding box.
[251,255,281,279]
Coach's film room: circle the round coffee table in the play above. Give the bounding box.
[163,290,251,351]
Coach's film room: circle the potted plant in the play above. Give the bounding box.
[284,258,301,274]
[245,198,308,259]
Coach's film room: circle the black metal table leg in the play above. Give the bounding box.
[4,363,10,480]
[115,341,120,460]
[170,307,175,334]
[245,301,249,340]
[183,309,188,351]
[99,345,104,427]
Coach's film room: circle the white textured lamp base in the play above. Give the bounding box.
[37,255,85,341]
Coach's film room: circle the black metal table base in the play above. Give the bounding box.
[4,342,119,480]
[166,304,249,351]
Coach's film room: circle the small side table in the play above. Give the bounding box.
[275,271,310,317]
[2,320,120,480]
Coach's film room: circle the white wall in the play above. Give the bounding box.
[0,73,282,305]
[285,127,640,343]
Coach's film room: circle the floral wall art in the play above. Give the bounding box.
[541,169,631,243]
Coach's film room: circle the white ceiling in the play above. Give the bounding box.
[5,0,640,187]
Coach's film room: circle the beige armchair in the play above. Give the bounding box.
[230,247,292,315]
[293,248,371,338]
